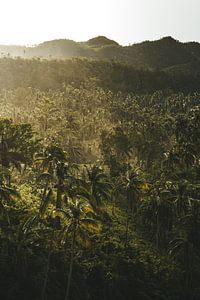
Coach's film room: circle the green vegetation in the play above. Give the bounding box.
[0,56,200,94]
[1,36,200,69]
[1,38,200,299]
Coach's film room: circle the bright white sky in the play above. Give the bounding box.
[0,0,199,45]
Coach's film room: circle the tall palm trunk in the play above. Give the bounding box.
[125,213,130,247]
[65,223,77,300]
[55,178,62,228]
[112,192,116,216]
[42,179,49,201]
[56,178,63,208]
[41,222,55,300]
[156,213,161,247]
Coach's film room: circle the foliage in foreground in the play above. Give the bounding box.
[1,82,200,299]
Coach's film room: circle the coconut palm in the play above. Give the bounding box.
[86,165,112,208]
[35,146,67,221]
[124,170,142,246]
[0,185,21,221]
[0,119,34,185]
[53,197,100,300]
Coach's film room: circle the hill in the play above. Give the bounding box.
[0,57,200,93]
[1,36,200,71]
[1,36,200,300]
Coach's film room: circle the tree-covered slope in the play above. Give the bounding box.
[1,36,200,300]
[1,36,200,71]
[0,57,200,94]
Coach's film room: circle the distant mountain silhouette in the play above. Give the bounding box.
[0,36,200,71]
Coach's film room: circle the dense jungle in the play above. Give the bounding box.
[1,36,200,300]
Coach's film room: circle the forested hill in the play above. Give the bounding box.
[2,36,200,300]
[1,36,200,70]
[0,57,200,94]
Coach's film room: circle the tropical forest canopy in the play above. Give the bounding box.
[1,36,200,300]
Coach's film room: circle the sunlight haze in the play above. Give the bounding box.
[0,0,199,45]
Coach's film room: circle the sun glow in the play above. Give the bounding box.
[0,0,199,46]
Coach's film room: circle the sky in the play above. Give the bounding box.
[0,0,199,46]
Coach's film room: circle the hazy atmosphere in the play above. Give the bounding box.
[1,1,200,300]
[0,0,200,45]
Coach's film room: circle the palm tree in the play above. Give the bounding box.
[169,198,200,296]
[173,182,190,218]
[124,170,141,246]
[0,185,21,222]
[35,145,66,174]
[111,177,124,215]
[0,118,37,186]
[169,235,196,300]
[35,145,67,226]
[154,188,174,247]
[53,197,100,300]
[0,134,28,186]
[36,148,81,299]
[86,165,112,209]
[35,147,66,299]
[37,172,53,216]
